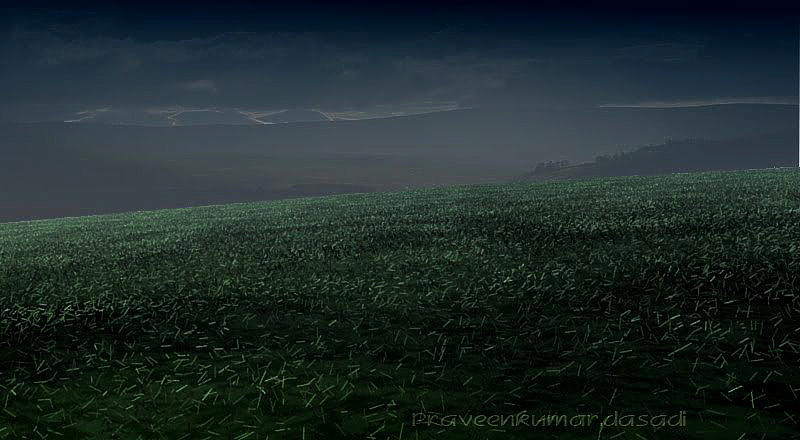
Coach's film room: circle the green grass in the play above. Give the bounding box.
[1,168,799,439]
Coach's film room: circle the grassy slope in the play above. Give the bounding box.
[1,169,799,439]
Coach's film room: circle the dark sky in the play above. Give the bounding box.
[0,1,797,121]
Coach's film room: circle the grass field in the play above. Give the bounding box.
[1,168,799,439]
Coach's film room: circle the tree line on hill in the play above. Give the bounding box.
[523,130,796,180]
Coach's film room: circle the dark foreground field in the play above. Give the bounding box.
[1,169,799,439]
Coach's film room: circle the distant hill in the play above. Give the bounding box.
[518,130,797,181]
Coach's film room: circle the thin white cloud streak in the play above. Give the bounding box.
[165,108,227,126]
[58,102,473,125]
[597,97,798,108]
[309,109,334,121]
[64,107,112,122]
[234,109,277,124]
[64,115,95,123]
[325,102,471,120]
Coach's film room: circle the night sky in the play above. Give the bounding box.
[0,1,797,122]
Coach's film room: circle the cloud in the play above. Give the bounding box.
[54,102,471,125]
[12,15,788,114]
[37,44,110,65]
[2,17,539,108]
[181,80,217,92]
[388,55,533,101]
[614,42,705,63]
[338,69,361,81]
[150,32,319,63]
[597,96,798,108]
[7,27,320,66]
[322,54,370,68]
[324,100,468,120]
[64,106,114,122]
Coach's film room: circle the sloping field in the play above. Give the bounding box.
[0,168,798,439]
